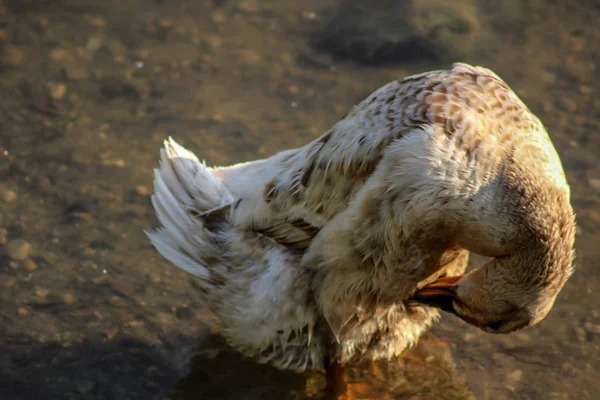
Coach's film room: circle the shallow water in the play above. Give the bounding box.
[0,0,599,399]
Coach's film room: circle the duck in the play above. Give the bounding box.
[146,63,576,396]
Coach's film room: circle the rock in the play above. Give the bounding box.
[238,49,262,65]
[63,62,89,80]
[49,48,66,62]
[237,0,261,14]
[579,85,592,95]
[311,0,480,64]
[574,326,586,342]
[84,34,105,55]
[68,212,94,224]
[5,239,32,261]
[47,82,67,100]
[203,35,223,51]
[3,45,24,66]
[74,379,95,394]
[88,16,106,28]
[556,97,577,113]
[504,369,522,390]
[5,276,16,289]
[0,228,7,245]
[62,293,75,305]
[35,287,49,298]
[589,210,600,224]
[135,185,151,196]
[108,39,126,58]
[0,186,17,202]
[23,258,37,271]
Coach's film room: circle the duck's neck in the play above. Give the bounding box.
[457,173,575,294]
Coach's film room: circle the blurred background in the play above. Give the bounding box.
[0,0,598,399]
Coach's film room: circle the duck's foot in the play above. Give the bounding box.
[325,361,387,400]
[325,361,348,399]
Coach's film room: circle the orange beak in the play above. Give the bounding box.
[410,276,463,314]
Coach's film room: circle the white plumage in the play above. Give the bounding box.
[147,63,575,377]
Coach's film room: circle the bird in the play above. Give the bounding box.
[146,63,575,397]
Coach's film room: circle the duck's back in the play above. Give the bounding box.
[213,63,565,254]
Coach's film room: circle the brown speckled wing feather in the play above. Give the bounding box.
[239,64,537,250]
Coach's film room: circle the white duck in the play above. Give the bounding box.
[147,63,575,396]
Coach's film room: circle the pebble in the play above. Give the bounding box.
[23,258,38,272]
[5,276,16,289]
[579,85,592,95]
[135,185,151,196]
[64,64,89,80]
[4,45,24,66]
[0,228,7,245]
[589,210,600,224]
[562,362,578,375]
[35,287,49,298]
[149,273,161,283]
[49,48,66,62]
[17,308,29,317]
[108,39,126,58]
[88,16,106,28]
[238,49,262,65]
[47,82,67,100]
[5,239,32,261]
[556,97,577,113]
[127,320,144,327]
[69,212,94,224]
[462,332,476,342]
[85,34,105,55]
[62,293,75,305]
[204,35,223,51]
[540,70,557,85]
[237,0,261,13]
[211,10,226,24]
[574,326,586,342]
[102,159,126,167]
[0,186,17,202]
[584,321,600,335]
[504,369,522,390]
[515,332,532,343]
[74,379,95,394]
[589,178,600,191]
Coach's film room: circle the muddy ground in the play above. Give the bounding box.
[0,0,599,399]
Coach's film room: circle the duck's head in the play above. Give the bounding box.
[412,259,567,334]
[412,169,576,334]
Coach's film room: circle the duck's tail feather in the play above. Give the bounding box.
[146,137,232,282]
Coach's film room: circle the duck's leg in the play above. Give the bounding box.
[325,360,348,399]
[325,361,386,400]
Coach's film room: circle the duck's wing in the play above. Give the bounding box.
[214,69,451,249]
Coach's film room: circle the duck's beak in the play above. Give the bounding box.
[409,276,462,314]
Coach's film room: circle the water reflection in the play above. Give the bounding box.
[171,334,474,400]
